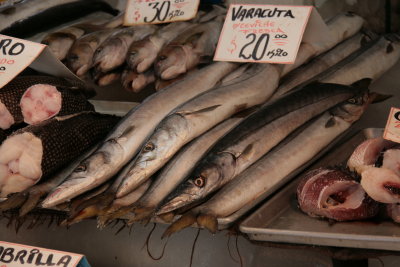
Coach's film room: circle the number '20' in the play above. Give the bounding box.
[239,33,270,61]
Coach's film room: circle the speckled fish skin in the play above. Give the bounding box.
[0,113,120,198]
[158,82,369,215]
[40,61,239,208]
[115,63,280,198]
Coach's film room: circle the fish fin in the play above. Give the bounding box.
[161,212,196,239]
[197,214,218,234]
[19,192,44,217]
[0,192,28,212]
[238,144,254,160]
[351,78,372,89]
[325,117,337,128]
[158,212,175,223]
[369,92,392,104]
[178,105,221,116]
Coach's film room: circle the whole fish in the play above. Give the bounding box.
[66,29,115,76]
[158,80,369,215]
[281,13,364,76]
[163,89,373,236]
[0,0,119,38]
[92,25,157,73]
[272,31,376,100]
[41,61,238,208]
[154,16,225,80]
[319,34,400,85]
[127,21,193,73]
[42,15,124,61]
[122,68,155,93]
[129,112,252,222]
[0,112,120,198]
[116,64,280,198]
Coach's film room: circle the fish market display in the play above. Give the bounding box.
[41,61,238,208]
[158,80,370,216]
[163,89,372,235]
[0,0,119,38]
[297,168,379,221]
[0,76,93,129]
[0,112,120,197]
[115,63,280,199]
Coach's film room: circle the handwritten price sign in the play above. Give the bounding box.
[383,107,400,143]
[0,35,45,88]
[124,0,200,25]
[214,4,313,64]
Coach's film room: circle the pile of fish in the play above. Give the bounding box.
[297,136,400,224]
[42,6,227,93]
[0,11,399,238]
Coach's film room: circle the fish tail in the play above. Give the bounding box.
[161,212,197,239]
[97,206,133,229]
[196,214,218,234]
[65,205,102,226]
[130,206,155,223]
[0,192,28,212]
[19,192,44,217]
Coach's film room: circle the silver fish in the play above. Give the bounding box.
[158,81,368,215]
[41,61,238,208]
[163,89,373,236]
[272,31,376,100]
[115,64,280,198]
[92,25,157,73]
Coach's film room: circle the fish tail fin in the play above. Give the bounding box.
[65,205,101,226]
[197,214,218,234]
[161,212,197,239]
[130,206,155,223]
[0,192,28,212]
[19,192,44,217]
[98,206,133,229]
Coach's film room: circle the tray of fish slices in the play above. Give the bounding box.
[239,128,400,251]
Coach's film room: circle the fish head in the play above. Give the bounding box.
[93,38,127,73]
[154,45,190,80]
[127,39,157,73]
[66,44,94,76]
[42,33,75,61]
[158,153,235,214]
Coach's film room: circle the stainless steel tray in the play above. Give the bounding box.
[239,128,400,251]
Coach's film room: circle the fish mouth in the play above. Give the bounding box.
[156,193,196,215]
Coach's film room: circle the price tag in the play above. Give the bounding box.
[0,35,45,88]
[383,107,400,143]
[124,0,200,25]
[0,240,90,267]
[214,4,316,64]
[0,34,82,89]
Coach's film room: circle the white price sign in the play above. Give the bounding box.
[0,241,88,267]
[0,35,45,88]
[214,4,314,64]
[124,0,200,25]
[383,107,400,143]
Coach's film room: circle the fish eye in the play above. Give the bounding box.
[75,164,86,172]
[347,98,356,104]
[158,55,167,61]
[193,176,205,188]
[143,142,155,152]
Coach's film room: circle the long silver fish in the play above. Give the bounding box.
[41,61,238,208]
[281,13,364,76]
[92,25,157,73]
[115,64,281,198]
[163,88,373,236]
[154,16,225,80]
[271,31,376,100]
[128,111,253,221]
[158,80,368,215]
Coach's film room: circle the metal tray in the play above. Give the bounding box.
[239,128,400,251]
